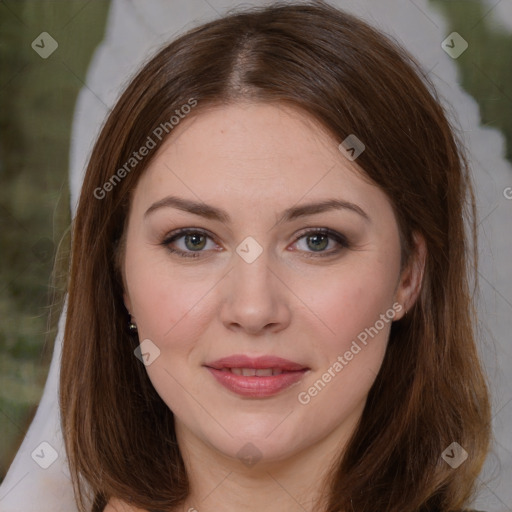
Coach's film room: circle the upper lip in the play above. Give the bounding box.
[205,354,308,371]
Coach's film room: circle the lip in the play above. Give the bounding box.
[204,354,309,398]
[205,354,307,371]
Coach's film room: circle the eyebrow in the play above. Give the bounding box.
[144,195,370,224]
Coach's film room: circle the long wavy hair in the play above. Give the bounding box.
[60,2,491,511]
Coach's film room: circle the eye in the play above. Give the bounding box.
[162,227,349,259]
[162,229,218,258]
[291,228,349,257]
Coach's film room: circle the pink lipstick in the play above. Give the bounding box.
[204,354,309,398]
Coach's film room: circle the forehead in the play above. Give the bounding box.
[130,102,387,221]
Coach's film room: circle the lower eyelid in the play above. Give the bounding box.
[167,246,203,258]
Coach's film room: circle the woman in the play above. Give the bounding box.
[59,2,491,511]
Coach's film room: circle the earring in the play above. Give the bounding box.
[128,315,138,333]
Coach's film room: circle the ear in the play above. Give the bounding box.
[393,232,426,321]
[114,228,132,314]
[121,262,132,314]
[124,291,132,315]
[117,240,132,315]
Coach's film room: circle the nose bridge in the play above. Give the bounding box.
[231,232,268,273]
[232,238,275,297]
[219,236,290,333]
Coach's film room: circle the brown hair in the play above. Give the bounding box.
[60,2,491,511]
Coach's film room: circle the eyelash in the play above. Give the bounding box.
[161,228,350,259]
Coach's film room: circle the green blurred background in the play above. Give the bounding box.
[0,0,510,482]
[0,0,110,480]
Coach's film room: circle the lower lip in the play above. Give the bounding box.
[205,367,308,398]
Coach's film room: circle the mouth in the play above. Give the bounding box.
[213,367,294,376]
[204,354,310,398]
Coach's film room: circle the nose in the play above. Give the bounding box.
[218,245,292,335]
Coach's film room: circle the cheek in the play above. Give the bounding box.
[290,257,399,417]
[293,268,396,428]
[296,257,399,355]
[124,244,218,349]
[125,255,218,413]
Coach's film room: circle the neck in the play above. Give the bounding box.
[173,418,357,512]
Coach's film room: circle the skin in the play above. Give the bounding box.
[110,102,426,512]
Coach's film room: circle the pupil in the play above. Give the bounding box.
[185,234,206,251]
[308,234,328,251]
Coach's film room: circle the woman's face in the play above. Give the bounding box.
[123,102,416,466]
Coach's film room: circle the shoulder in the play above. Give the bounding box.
[104,498,148,512]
